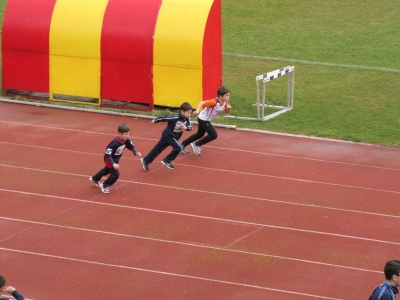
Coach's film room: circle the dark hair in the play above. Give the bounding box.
[180,102,193,112]
[384,260,400,280]
[0,274,5,289]
[217,86,230,97]
[118,123,130,133]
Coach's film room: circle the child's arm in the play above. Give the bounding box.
[193,101,206,116]
[1,286,25,300]
[152,115,179,123]
[186,118,193,131]
[125,139,142,157]
[225,104,232,114]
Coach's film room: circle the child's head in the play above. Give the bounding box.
[179,102,193,118]
[384,260,400,284]
[118,123,130,141]
[217,86,230,103]
[218,86,230,97]
[0,274,5,289]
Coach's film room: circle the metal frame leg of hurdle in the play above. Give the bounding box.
[225,66,295,121]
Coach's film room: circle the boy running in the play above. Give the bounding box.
[140,102,192,171]
[180,86,232,156]
[90,123,141,194]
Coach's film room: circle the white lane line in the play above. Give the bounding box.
[0,121,156,141]
[3,141,400,188]
[0,247,343,299]
[3,140,400,172]
[223,52,400,73]
[1,164,400,220]
[2,123,400,172]
[176,163,400,194]
[2,143,400,195]
[0,164,400,219]
[0,216,380,274]
[0,141,103,155]
[1,188,399,246]
[209,145,400,172]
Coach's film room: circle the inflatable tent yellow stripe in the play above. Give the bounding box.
[153,0,214,108]
[49,0,109,104]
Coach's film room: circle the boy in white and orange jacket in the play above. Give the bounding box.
[180,86,232,156]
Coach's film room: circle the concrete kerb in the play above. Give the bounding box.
[0,98,237,130]
[0,98,379,146]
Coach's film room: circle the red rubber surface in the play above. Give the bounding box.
[1,101,399,299]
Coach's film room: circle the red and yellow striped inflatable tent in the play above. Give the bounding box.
[2,0,222,110]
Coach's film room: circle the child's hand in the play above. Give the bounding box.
[193,111,199,116]
[180,124,187,130]
[151,119,156,123]
[113,163,120,170]
[136,152,142,157]
[2,286,16,294]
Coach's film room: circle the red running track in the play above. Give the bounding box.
[0,100,399,299]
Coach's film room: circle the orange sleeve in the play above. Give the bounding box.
[203,99,217,108]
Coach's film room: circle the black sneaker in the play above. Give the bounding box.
[161,160,174,169]
[179,142,189,154]
[140,158,149,171]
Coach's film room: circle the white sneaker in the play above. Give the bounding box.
[179,142,189,154]
[99,182,109,194]
[191,142,201,156]
[89,177,100,187]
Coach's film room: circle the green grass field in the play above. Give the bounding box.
[1,0,400,146]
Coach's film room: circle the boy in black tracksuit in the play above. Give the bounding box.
[90,123,141,194]
[141,102,192,171]
[0,274,25,300]
[369,260,400,300]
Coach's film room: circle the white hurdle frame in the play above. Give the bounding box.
[257,65,294,121]
[225,66,295,121]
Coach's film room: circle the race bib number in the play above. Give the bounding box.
[115,145,125,155]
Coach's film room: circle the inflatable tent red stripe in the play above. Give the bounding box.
[202,0,222,100]
[101,0,163,109]
[2,0,57,94]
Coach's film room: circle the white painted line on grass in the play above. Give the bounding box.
[0,247,343,299]
[223,52,400,73]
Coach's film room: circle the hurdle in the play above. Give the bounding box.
[225,66,295,121]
